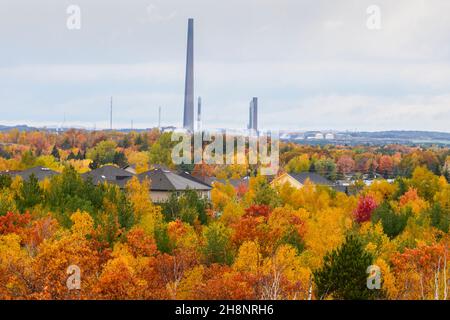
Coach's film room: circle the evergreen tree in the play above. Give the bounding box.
[76,150,84,160]
[67,151,76,160]
[20,150,36,167]
[371,202,411,238]
[89,156,100,170]
[44,166,93,227]
[202,222,233,265]
[16,174,42,212]
[444,169,450,183]
[119,135,131,148]
[113,151,128,168]
[134,134,143,146]
[393,177,408,200]
[314,235,375,300]
[154,223,173,254]
[60,137,71,150]
[51,145,60,161]
[178,163,195,173]
[0,147,11,159]
[429,203,450,233]
[0,174,12,189]
[161,190,209,225]
[254,179,281,208]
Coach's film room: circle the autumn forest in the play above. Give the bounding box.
[1,129,450,300]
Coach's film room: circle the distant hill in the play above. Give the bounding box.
[283,130,450,146]
[347,130,450,140]
[1,125,450,144]
[0,125,38,132]
[0,125,152,133]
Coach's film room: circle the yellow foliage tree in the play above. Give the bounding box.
[126,151,150,174]
[70,211,95,238]
[233,241,261,273]
[126,177,163,236]
[220,201,245,226]
[301,207,351,270]
[261,244,311,300]
[211,181,236,212]
[0,234,32,299]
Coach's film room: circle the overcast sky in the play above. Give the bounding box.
[1,0,450,131]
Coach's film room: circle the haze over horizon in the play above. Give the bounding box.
[1,0,450,131]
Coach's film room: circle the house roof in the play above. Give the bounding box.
[0,170,19,175]
[122,164,137,174]
[288,172,334,186]
[82,165,134,188]
[12,166,60,181]
[138,169,212,191]
[204,177,250,189]
[177,171,212,188]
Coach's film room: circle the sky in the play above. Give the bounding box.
[1,0,450,131]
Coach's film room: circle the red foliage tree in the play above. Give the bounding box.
[245,205,271,219]
[198,265,256,299]
[337,155,355,175]
[378,155,394,177]
[126,227,157,257]
[236,183,248,198]
[0,212,32,237]
[353,195,378,223]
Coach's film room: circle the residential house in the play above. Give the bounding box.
[81,165,134,189]
[122,164,137,175]
[204,176,250,190]
[271,172,346,193]
[138,168,212,203]
[9,166,60,182]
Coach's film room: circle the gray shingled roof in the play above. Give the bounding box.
[138,169,212,191]
[82,165,134,188]
[12,166,60,181]
[177,171,212,188]
[204,177,250,189]
[289,172,333,185]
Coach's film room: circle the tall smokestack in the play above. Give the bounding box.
[248,97,258,135]
[183,18,194,132]
[252,97,258,133]
[197,97,202,131]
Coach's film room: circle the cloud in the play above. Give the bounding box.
[143,3,177,23]
[262,94,450,132]
[0,63,183,84]
[0,0,449,131]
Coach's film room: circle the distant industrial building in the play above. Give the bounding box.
[248,97,258,134]
[314,133,324,140]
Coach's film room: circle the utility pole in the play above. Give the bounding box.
[110,96,113,130]
[158,106,161,130]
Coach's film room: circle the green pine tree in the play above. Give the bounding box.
[51,145,60,161]
[16,174,42,212]
[313,235,376,300]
